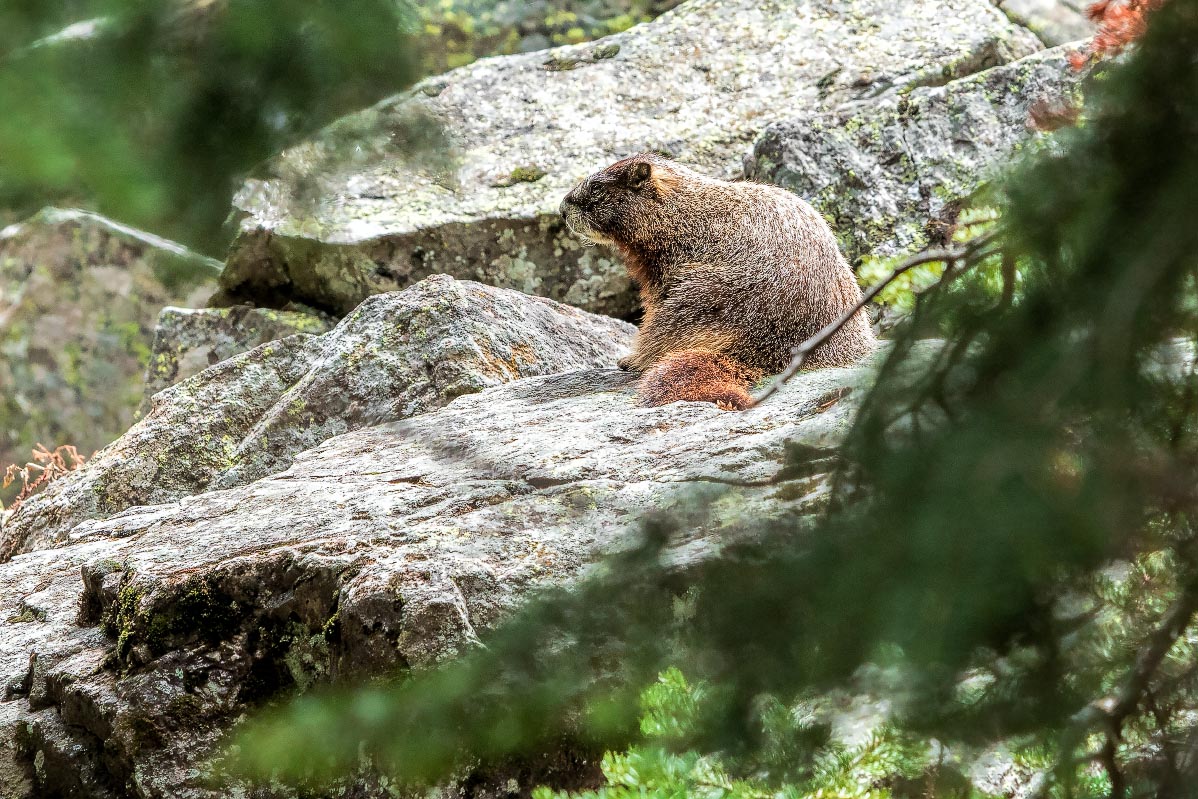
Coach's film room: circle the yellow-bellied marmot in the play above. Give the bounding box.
[560,153,876,410]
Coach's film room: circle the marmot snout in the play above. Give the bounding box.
[561,153,876,410]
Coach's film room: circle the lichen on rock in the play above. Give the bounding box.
[0,4,1099,797]
[746,45,1080,264]
[992,0,1093,46]
[140,304,334,407]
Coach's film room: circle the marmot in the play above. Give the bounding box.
[559,153,876,410]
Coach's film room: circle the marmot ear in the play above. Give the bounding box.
[628,161,652,189]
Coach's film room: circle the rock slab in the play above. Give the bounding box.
[994,0,1092,46]
[0,339,883,798]
[140,305,334,403]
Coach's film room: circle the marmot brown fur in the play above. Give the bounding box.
[560,153,876,410]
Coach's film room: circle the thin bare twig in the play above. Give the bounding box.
[751,231,999,407]
[1099,732,1125,799]
[999,249,1018,310]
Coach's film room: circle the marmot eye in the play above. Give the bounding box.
[565,183,591,206]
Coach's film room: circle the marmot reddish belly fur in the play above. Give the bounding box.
[559,153,876,410]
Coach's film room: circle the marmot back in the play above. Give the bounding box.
[560,153,876,410]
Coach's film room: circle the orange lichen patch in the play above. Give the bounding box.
[474,339,542,381]
[508,342,541,372]
[637,350,755,411]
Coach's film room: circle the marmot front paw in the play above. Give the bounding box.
[617,355,636,371]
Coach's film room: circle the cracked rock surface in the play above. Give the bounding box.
[0,342,888,798]
[220,0,1040,318]
[1,275,635,560]
[746,46,1079,262]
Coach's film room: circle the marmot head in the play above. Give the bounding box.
[559,153,684,248]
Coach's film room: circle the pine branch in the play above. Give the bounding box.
[1035,581,1198,799]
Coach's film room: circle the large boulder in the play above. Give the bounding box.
[0,209,220,499]
[220,0,1041,319]
[0,339,885,799]
[0,275,635,559]
[746,46,1079,263]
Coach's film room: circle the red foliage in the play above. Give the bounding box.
[2,444,88,513]
[1070,0,1167,69]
